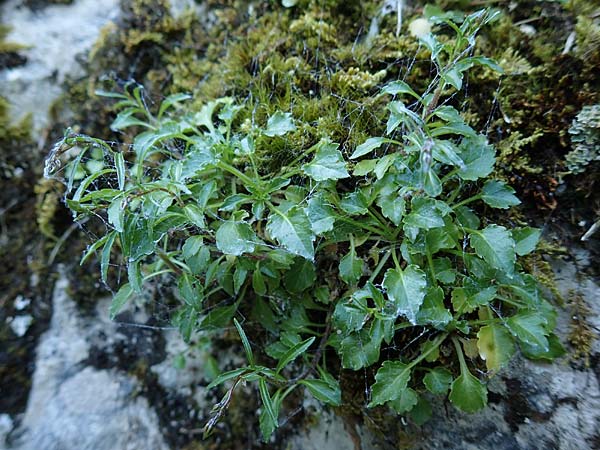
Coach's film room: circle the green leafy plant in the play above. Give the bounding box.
[50,9,562,441]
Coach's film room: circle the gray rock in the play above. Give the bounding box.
[6,273,168,450]
[0,0,120,133]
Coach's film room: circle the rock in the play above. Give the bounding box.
[6,272,168,450]
[410,252,600,450]
[0,0,120,133]
[7,315,32,337]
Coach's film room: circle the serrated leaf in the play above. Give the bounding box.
[454,205,480,230]
[507,313,549,352]
[477,324,515,371]
[432,140,465,168]
[109,283,134,319]
[267,207,315,260]
[469,225,516,276]
[377,193,405,226]
[389,387,418,414]
[305,195,336,234]
[284,258,316,293]
[339,320,384,370]
[368,361,412,407]
[303,141,349,181]
[520,333,565,361]
[416,287,452,329]
[332,297,369,334]
[216,220,258,256]
[299,379,341,406]
[340,190,369,215]
[449,368,488,413]
[423,368,453,395]
[458,136,495,181]
[404,197,445,230]
[512,227,541,256]
[383,265,427,324]
[481,180,521,209]
[264,111,296,137]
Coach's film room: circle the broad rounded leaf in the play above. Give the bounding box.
[469,225,516,276]
[216,220,258,256]
[303,141,350,181]
[389,387,418,414]
[383,265,427,324]
[481,180,520,209]
[512,227,541,256]
[423,368,453,395]
[477,324,515,371]
[449,369,488,413]
[369,361,412,407]
[267,207,315,260]
[458,136,495,181]
[264,111,296,137]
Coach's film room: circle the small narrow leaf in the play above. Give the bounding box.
[276,337,315,373]
[233,318,255,366]
[351,137,392,159]
[114,152,126,190]
[109,283,134,319]
[299,379,341,406]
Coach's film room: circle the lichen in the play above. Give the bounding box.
[565,104,600,174]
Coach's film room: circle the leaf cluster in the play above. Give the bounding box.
[56,9,562,441]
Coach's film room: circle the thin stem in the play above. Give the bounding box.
[217,161,255,187]
[452,194,481,210]
[368,249,392,283]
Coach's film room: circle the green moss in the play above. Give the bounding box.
[567,290,595,367]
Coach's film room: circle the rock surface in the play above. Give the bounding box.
[0,0,119,133]
[5,273,168,450]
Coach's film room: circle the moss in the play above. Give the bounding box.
[567,290,595,367]
[0,24,27,68]
[34,178,64,240]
